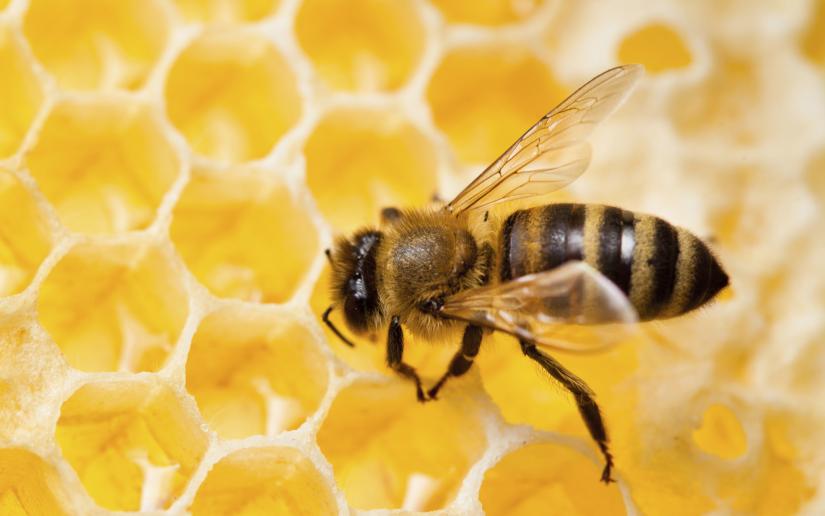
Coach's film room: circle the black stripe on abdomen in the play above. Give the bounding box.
[565,204,586,262]
[648,218,679,316]
[597,207,629,294]
[500,209,531,282]
[539,204,572,270]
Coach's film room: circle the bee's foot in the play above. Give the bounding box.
[600,464,616,484]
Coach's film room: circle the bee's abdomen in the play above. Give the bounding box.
[500,204,728,321]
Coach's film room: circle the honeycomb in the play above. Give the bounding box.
[1,0,824,514]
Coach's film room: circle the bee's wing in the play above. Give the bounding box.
[445,64,643,216]
[440,261,639,353]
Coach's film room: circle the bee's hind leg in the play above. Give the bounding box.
[519,339,615,484]
[387,316,426,402]
[427,325,483,400]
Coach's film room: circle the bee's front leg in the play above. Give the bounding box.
[386,316,427,402]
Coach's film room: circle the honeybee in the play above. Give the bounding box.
[322,64,728,483]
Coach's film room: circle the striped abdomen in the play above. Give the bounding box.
[499,203,728,321]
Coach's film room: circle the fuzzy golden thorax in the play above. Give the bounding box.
[376,209,487,341]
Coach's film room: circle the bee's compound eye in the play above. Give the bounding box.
[343,295,369,333]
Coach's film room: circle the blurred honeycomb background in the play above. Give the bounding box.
[1,0,824,514]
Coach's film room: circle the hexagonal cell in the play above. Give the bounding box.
[55,379,209,512]
[295,0,425,92]
[694,411,816,514]
[172,0,279,23]
[430,0,547,25]
[617,22,692,74]
[165,29,301,163]
[0,170,52,297]
[22,0,169,91]
[479,443,625,515]
[692,403,748,460]
[0,448,75,515]
[170,167,317,303]
[426,44,566,166]
[801,0,825,66]
[0,27,44,158]
[668,55,760,143]
[37,240,188,373]
[317,380,487,511]
[185,306,328,439]
[190,446,338,515]
[304,106,438,232]
[309,267,455,374]
[25,98,181,235]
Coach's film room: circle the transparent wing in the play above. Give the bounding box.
[440,261,639,353]
[445,64,643,215]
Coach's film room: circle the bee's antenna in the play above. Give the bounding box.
[322,305,355,348]
[324,248,332,264]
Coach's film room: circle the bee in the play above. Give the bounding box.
[322,64,729,483]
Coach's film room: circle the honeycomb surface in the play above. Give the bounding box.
[1,0,824,514]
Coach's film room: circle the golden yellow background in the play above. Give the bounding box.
[1,0,824,514]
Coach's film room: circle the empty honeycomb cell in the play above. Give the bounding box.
[190,446,338,515]
[0,27,44,158]
[669,55,760,144]
[480,442,626,515]
[427,44,566,166]
[430,0,546,25]
[617,22,692,73]
[309,268,456,374]
[25,98,181,234]
[304,106,438,232]
[0,448,74,515]
[713,414,815,515]
[22,0,169,91]
[56,379,208,511]
[172,0,279,23]
[170,166,317,303]
[295,0,425,92]
[317,380,487,511]
[0,170,52,297]
[185,306,328,439]
[692,403,748,460]
[165,29,301,163]
[37,240,188,373]
[801,0,825,66]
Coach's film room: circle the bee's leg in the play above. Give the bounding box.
[387,316,426,402]
[427,325,483,400]
[519,339,615,484]
[380,207,402,225]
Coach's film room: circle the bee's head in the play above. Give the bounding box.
[328,229,385,335]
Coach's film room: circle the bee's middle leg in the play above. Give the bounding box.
[427,325,482,399]
[519,339,615,484]
[387,316,426,402]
